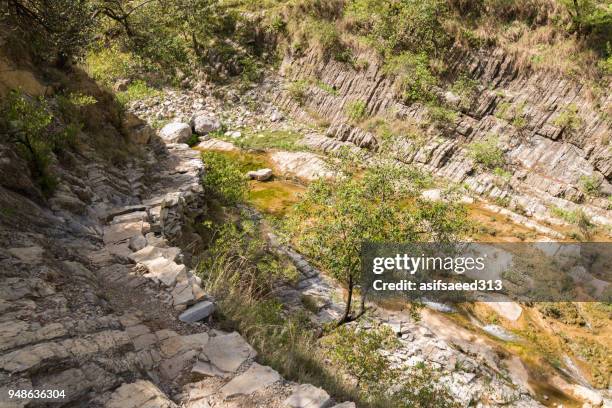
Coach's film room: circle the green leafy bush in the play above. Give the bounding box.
[201,151,247,205]
[468,135,505,169]
[186,134,200,147]
[554,104,583,133]
[323,325,398,393]
[385,52,438,104]
[287,79,310,104]
[579,174,602,196]
[316,80,339,95]
[451,75,479,110]
[85,45,142,87]
[0,91,78,194]
[310,20,343,54]
[345,0,449,57]
[344,100,367,121]
[493,167,512,181]
[427,105,458,128]
[198,221,297,300]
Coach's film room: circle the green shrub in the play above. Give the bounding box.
[550,207,593,240]
[493,167,512,180]
[201,151,247,205]
[385,52,438,104]
[305,19,352,62]
[0,91,78,194]
[496,101,528,130]
[316,80,339,95]
[322,324,459,406]
[579,174,602,196]
[231,130,304,152]
[85,45,141,87]
[554,104,583,133]
[198,221,298,300]
[322,324,398,393]
[550,206,580,223]
[266,15,287,34]
[451,75,479,110]
[468,135,505,169]
[346,0,449,57]
[427,105,458,128]
[186,134,200,147]
[344,100,367,121]
[239,56,265,84]
[287,79,310,104]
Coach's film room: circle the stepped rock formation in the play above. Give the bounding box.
[272,48,612,228]
[0,78,349,407]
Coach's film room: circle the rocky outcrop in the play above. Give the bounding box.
[272,48,612,228]
[0,110,354,408]
[269,151,334,181]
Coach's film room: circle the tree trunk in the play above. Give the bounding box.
[192,32,201,57]
[338,274,353,326]
[573,0,582,37]
[356,285,367,318]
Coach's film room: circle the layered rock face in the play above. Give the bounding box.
[272,48,611,227]
[0,112,347,408]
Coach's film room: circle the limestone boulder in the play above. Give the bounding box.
[160,123,192,144]
[284,384,331,408]
[190,114,221,135]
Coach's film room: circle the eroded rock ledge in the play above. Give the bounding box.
[0,128,350,407]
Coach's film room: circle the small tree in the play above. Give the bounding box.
[0,91,71,194]
[4,0,95,65]
[287,148,466,325]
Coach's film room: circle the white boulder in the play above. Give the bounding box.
[190,114,221,135]
[160,123,192,144]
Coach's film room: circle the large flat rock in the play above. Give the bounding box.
[8,246,44,263]
[284,384,331,408]
[105,380,177,408]
[103,222,147,245]
[220,363,281,398]
[129,245,181,264]
[141,257,186,287]
[269,151,333,182]
[191,360,231,378]
[201,332,256,373]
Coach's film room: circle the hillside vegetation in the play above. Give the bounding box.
[4,0,610,93]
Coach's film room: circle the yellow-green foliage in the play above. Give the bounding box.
[229,129,305,151]
[323,324,399,393]
[201,151,248,205]
[384,52,438,104]
[0,91,82,194]
[116,80,161,106]
[345,0,449,57]
[287,79,310,104]
[344,100,368,121]
[554,104,583,132]
[85,45,141,87]
[468,135,505,169]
